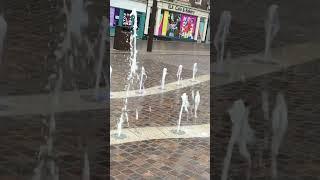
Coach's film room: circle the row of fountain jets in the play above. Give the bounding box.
[111,9,202,139]
[110,62,199,94]
[222,91,287,180]
[214,4,280,74]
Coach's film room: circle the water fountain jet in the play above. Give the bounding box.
[82,150,90,180]
[171,93,190,135]
[194,91,200,118]
[214,11,231,76]
[160,68,167,90]
[191,63,198,82]
[271,92,288,179]
[254,4,280,65]
[137,66,147,94]
[221,99,254,180]
[177,65,183,86]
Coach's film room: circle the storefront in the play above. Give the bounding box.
[110,0,147,39]
[144,0,209,42]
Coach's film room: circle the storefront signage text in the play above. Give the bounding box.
[168,4,195,14]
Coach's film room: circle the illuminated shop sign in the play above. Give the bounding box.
[168,4,195,14]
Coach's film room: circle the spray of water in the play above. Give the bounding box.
[117,110,124,137]
[82,151,90,180]
[118,9,138,135]
[177,65,183,85]
[264,4,280,61]
[138,66,147,94]
[128,9,139,81]
[214,11,231,74]
[177,93,190,133]
[194,91,200,118]
[192,63,198,81]
[271,92,288,179]
[32,69,63,180]
[136,109,139,120]
[222,99,254,180]
[110,66,112,86]
[160,68,168,90]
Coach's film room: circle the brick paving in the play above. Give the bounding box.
[0,109,107,179]
[110,81,210,130]
[110,53,207,92]
[110,138,210,180]
[212,58,320,179]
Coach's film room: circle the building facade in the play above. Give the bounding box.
[144,0,210,42]
[110,0,147,39]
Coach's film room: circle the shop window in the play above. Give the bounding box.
[180,14,197,40]
[123,9,132,27]
[121,9,141,31]
[158,10,181,38]
[195,0,202,5]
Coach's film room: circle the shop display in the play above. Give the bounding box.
[180,14,197,40]
[123,10,132,26]
[158,10,181,38]
[158,10,197,40]
[167,12,181,37]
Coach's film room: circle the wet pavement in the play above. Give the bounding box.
[110,37,210,53]
[0,109,107,179]
[110,138,210,180]
[110,42,210,179]
[110,81,210,130]
[110,53,207,92]
[212,58,320,179]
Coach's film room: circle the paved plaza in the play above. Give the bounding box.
[110,46,210,179]
[213,58,320,179]
[1,0,320,178]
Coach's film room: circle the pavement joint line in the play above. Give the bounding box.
[1,42,319,116]
[110,124,210,145]
[111,75,210,99]
[157,126,169,137]
[111,50,210,56]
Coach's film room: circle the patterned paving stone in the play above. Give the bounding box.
[110,138,210,180]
